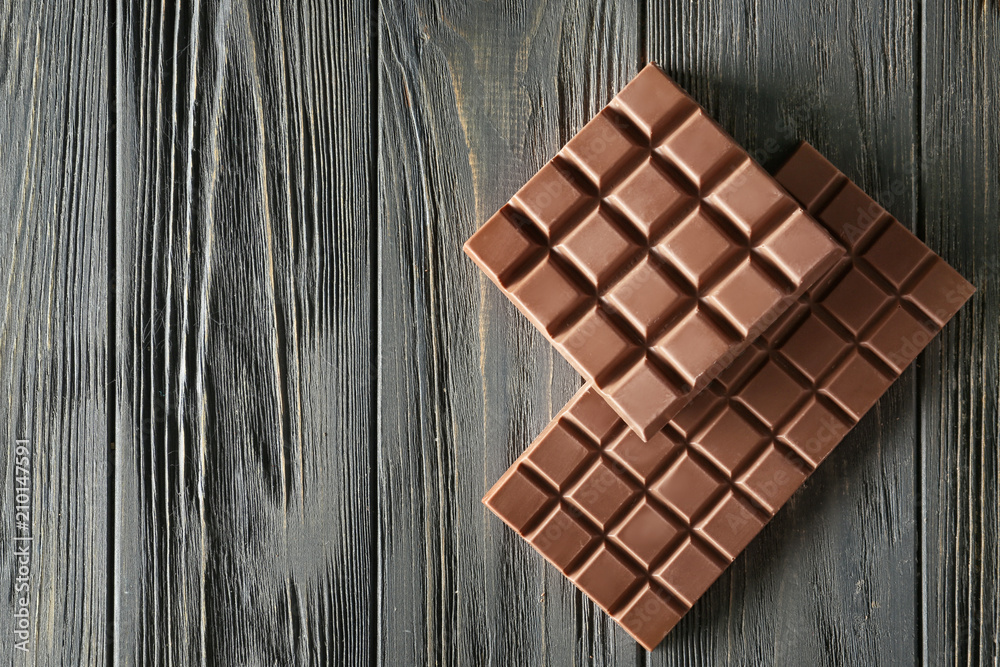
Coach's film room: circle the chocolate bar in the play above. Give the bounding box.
[484,143,974,650]
[465,64,842,440]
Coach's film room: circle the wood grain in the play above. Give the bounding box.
[920,2,1000,664]
[0,0,109,665]
[376,0,644,664]
[114,1,373,663]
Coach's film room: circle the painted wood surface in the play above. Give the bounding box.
[114,1,373,664]
[0,0,995,664]
[920,3,999,664]
[0,1,110,665]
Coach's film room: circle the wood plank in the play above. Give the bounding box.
[376,0,643,663]
[114,1,373,663]
[646,1,921,663]
[0,1,109,664]
[920,2,999,664]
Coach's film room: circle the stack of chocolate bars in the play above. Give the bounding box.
[464,63,973,650]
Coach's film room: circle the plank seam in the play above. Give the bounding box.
[638,0,647,70]
[106,0,118,665]
[915,1,927,665]
[369,1,381,665]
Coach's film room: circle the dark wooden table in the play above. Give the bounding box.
[1,1,997,665]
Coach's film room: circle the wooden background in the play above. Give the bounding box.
[1,0,996,664]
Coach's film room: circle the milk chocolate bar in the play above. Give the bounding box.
[465,65,841,440]
[484,143,974,650]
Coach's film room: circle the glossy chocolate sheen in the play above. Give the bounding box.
[464,64,842,440]
[483,143,974,651]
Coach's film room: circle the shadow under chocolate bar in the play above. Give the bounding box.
[483,142,975,651]
[465,64,842,441]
